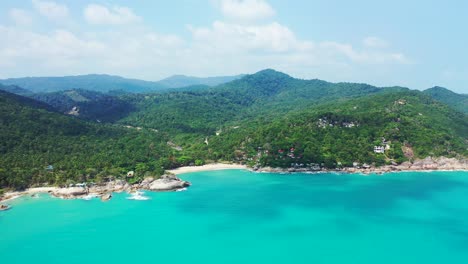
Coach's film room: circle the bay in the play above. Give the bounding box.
[1,170,468,263]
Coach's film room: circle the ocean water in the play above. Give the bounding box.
[1,170,468,263]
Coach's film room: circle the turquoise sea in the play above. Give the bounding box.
[1,170,468,263]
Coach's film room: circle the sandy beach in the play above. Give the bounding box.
[1,187,58,202]
[168,163,248,174]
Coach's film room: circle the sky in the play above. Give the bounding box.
[0,0,467,93]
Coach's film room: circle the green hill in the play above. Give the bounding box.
[117,69,405,135]
[0,70,466,191]
[0,74,165,93]
[157,74,245,88]
[0,73,245,94]
[0,83,32,96]
[208,91,467,168]
[31,89,134,122]
[0,90,175,190]
[423,86,468,113]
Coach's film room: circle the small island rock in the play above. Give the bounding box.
[101,193,112,201]
[148,174,190,191]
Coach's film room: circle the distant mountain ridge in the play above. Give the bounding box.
[0,73,245,94]
[0,74,163,93]
[0,83,32,96]
[423,86,468,113]
[157,74,245,88]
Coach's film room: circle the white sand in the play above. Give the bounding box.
[1,187,58,202]
[168,163,248,175]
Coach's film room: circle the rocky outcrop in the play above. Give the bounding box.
[146,174,190,191]
[406,157,467,170]
[106,179,130,192]
[101,193,112,201]
[256,156,467,174]
[52,187,88,199]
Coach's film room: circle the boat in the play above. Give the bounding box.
[31,194,39,198]
[0,204,11,211]
[127,191,150,200]
[175,187,187,192]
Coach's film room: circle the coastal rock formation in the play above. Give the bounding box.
[256,156,467,174]
[140,177,155,187]
[52,187,87,199]
[106,179,130,192]
[101,193,112,201]
[147,174,190,191]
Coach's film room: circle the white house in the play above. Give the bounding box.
[374,146,385,153]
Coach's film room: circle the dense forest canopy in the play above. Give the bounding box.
[0,69,467,190]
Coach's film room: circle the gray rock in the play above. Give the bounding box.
[140,177,155,188]
[101,193,112,201]
[52,187,87,198]
[148,175,190,191]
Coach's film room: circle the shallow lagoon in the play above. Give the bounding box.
[1,170,468,263]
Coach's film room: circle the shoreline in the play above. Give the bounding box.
[0,174,190,203]
[2,157,467,203]
[168,163,248,174]
[1,187,59,202]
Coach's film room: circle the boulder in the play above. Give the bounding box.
[101,193,112,201]
[52,187,87,198]
[148,175,190,191]
[141,177,155,184]
[139,177,155,189]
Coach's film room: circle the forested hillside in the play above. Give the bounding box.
[0,83,32,96]
[118,69,401,134]
[0,70,467,191]
[424,86,468,113]
[0,90,180,189]
[31,89,134,122]
[208,91,467,168]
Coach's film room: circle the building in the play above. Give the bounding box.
[374,146,385,153]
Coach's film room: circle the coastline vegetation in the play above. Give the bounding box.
[0,70,467,191]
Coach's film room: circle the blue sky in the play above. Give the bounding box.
[0,0,467,93]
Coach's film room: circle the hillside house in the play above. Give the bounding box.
[374,146,385,153]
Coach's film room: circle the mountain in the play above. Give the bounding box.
[0,73,245,94]
[0,69,466,190]
[156,74,245,88]
[0,74,166,94]
[424,86,468,113]
[0,83,32,96]
[116,69,467,168]
[31,89,133,122]
[208,91,468,168]
[117,69,404,135]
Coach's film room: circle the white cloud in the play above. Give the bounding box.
[189,21,311,53]
[363,37,388,48]
[32,0,69,20]
[218,0,275,21]
[0,2,410,83]
[321,41,410,64]
[84,4,142,25]
[9,8,33,26]
[188,21,408,65]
